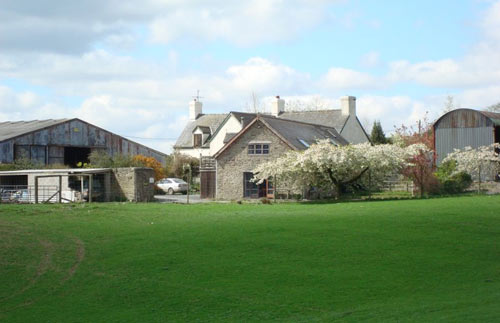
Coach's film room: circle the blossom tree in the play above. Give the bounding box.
[443,144,500,192]
[253,140,426,199]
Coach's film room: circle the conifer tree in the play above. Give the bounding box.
[370,121,387,145]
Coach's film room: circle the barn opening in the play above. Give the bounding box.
[495,126,500,144]
[64,147,90,167]
[0,175,28,186]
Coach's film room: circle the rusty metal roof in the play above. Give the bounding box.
[0,119,70,142]
[480,111,500,126]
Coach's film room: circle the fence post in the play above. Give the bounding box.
[58,175,62,203]
[35,177,39,204]
[89,175,93,203]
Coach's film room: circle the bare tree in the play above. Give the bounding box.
[244,91,262,113]
[285,95,332,112]
[485,102,500,112]
[442,95,459,114]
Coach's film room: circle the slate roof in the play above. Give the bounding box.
[0,119,70,142]
[278,110,349,132]
[194,126,211,134]
[260,115,348,149]
[174,114,227,148]
[175,109,352,150]
[230,112,257,128]
[215,115,348,158]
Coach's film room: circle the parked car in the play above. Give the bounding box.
[157,178,188,195]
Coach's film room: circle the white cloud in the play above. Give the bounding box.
[225,57,309,94]
[321,67,381,90]
[149,0,332,46]
[0,0,337,53]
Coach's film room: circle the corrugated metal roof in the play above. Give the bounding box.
[0,168,112,175]
[278,110,349,131]
[0,119,70,142]
[434,109,500,129]
[174,114,227,148]
[480,111,500,126]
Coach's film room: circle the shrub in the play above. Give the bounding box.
[442,172,472,194]
[435,160,472,194]
[133,155,165,181]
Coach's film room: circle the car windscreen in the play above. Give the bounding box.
[171,179,187,184]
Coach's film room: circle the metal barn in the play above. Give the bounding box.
[0,118,168,167]
[433,109,500,164]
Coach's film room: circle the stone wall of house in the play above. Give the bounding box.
[110,167,155,202]
[216,120,292,200]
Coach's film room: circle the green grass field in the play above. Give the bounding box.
[1,196,499,322]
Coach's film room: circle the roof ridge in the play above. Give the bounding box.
[282,109,340,113]
[262,114,339,129]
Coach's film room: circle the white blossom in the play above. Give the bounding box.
[253,140,427,197]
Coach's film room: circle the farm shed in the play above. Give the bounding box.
[0,118,168,167]
[434,109,500,165]
[0,167,155,203]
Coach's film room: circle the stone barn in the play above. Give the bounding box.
[0,118,168,167]
[433,109,500,164]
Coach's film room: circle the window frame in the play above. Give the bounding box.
[193,134,202,147]
[248,143,270,155]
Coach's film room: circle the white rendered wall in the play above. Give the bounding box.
[209,116,244,156]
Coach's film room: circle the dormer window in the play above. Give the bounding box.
[193,134,202,147]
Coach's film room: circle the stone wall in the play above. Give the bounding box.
[216,120,292,200]
[110,167,155,202]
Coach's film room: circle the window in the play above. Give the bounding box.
[248,143,269,155]
[298,139,309,148]
[193,134,202,147]
[243,172,273,198]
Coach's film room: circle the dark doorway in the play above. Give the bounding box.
[0,175,28,186]
[200,171,216,199]
[495,126,500,144]
[243,172,273,198]
[64,147,90,167]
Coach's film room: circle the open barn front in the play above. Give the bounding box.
[64,147,91,167]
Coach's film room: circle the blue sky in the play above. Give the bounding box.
[1,0,500,153]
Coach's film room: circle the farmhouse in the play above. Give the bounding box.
[0,118,168,167]
[175,95,369,200]
[174,95,369,158]
[434,108,500,164]
[212,115,348,200]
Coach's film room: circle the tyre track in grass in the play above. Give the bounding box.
[0,236,85,315]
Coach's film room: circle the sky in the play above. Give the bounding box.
[1,0,500,153]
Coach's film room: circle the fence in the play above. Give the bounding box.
[381,180,414,193]
[0,185,105,203]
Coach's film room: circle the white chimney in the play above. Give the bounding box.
[341,96,356,116]
[271,96,285,117]
[189,99,203,120]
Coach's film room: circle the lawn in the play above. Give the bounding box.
[1,196,499,322]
